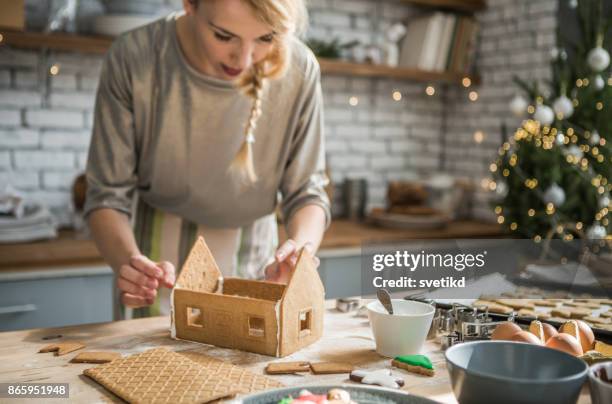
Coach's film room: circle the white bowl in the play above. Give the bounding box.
[589,362,612,404]
[367,299,435,358]
[93,14,157,37]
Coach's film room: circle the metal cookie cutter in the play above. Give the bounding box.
[336,298,360,313]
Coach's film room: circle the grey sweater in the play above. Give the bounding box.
[85,13,330,229]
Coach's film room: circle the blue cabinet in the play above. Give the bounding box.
[0,266,114,332]
[318,248,362,299]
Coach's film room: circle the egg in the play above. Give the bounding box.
[545,333,583,356]
[511,330,544,345]
[528,320,545,343]
[541,322,558,341]
[491,322,522,341]
[559,320,594,353]
[575,320,595,352]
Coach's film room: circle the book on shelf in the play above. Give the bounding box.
[399,12,479,74]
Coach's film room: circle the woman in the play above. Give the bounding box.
[85,0,330,316]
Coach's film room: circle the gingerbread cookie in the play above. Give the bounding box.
[530,300,559,308]
[583,316,611,325]
[473,300,513,314]
[39,341,85,356]
[551,308,572,318]
[595,340,612,357]
[495,299,535,310]
[517,308,537,318]
[70,351,121,364]
[391,355,434,377]
[349,369,404,389]
[600,311,612,318]
[564,301,601,309]
[309,362,353,374]
[265,361,310,374]
[568,308,592,319]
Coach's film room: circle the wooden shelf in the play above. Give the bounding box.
[401,0,486,13]
[318,58,478,85]
[0,29,112,54]
[0,29,479,85]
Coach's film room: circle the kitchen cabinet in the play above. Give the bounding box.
[0,265,113,332]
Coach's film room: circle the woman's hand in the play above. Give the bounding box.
[264,239,320,283]
[117,255,176,308]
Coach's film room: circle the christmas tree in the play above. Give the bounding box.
[493,0,611,241]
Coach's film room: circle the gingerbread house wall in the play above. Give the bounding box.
[278,249,326,357]
[173,288,280,356]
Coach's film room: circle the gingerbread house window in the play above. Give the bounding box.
[248,315,265,338]
[187,307,203,328]
[299,308,312,338]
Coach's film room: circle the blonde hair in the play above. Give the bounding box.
[229,0,308,184]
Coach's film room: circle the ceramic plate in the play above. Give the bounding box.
[234,384,439,404]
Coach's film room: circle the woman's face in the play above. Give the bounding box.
[184,0,276,80]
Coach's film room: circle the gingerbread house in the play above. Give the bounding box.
[170,236,325,357]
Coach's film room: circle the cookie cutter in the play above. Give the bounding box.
[336,298,360,313]
[434,303,514,350]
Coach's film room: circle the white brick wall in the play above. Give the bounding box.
[443,0,558,221]
[0,0,556,225]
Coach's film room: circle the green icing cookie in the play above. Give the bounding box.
[394,354,433,370]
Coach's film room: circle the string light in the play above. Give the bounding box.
[474,130,484,143]
[497,216,505,224]
[524,178,538,189]
[534,235,542,242]
[489,163,498,172]
[468,91,478,101]
[348,96,358,106]
[462,77,471,87]
[425,86,435,96]
[528,209,535,217]
[0,33,4,43]
[510,222,518,230]
[608,77,612,86]
[546,203,555,215]
[392,91,402,101]
[527,105,535,114]
[596,102,603,110]
[49,64,60,76]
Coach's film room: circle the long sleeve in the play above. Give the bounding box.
[84,39,138,218]
[279,59,331,228]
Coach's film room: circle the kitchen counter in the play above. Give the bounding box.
[0,220,503,271]
[0,301,589,403]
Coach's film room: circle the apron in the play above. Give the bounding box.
[118,198,278,319]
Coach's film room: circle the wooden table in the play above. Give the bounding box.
[0,303,591,403]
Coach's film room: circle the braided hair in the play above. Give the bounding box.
[228,0,307,185]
